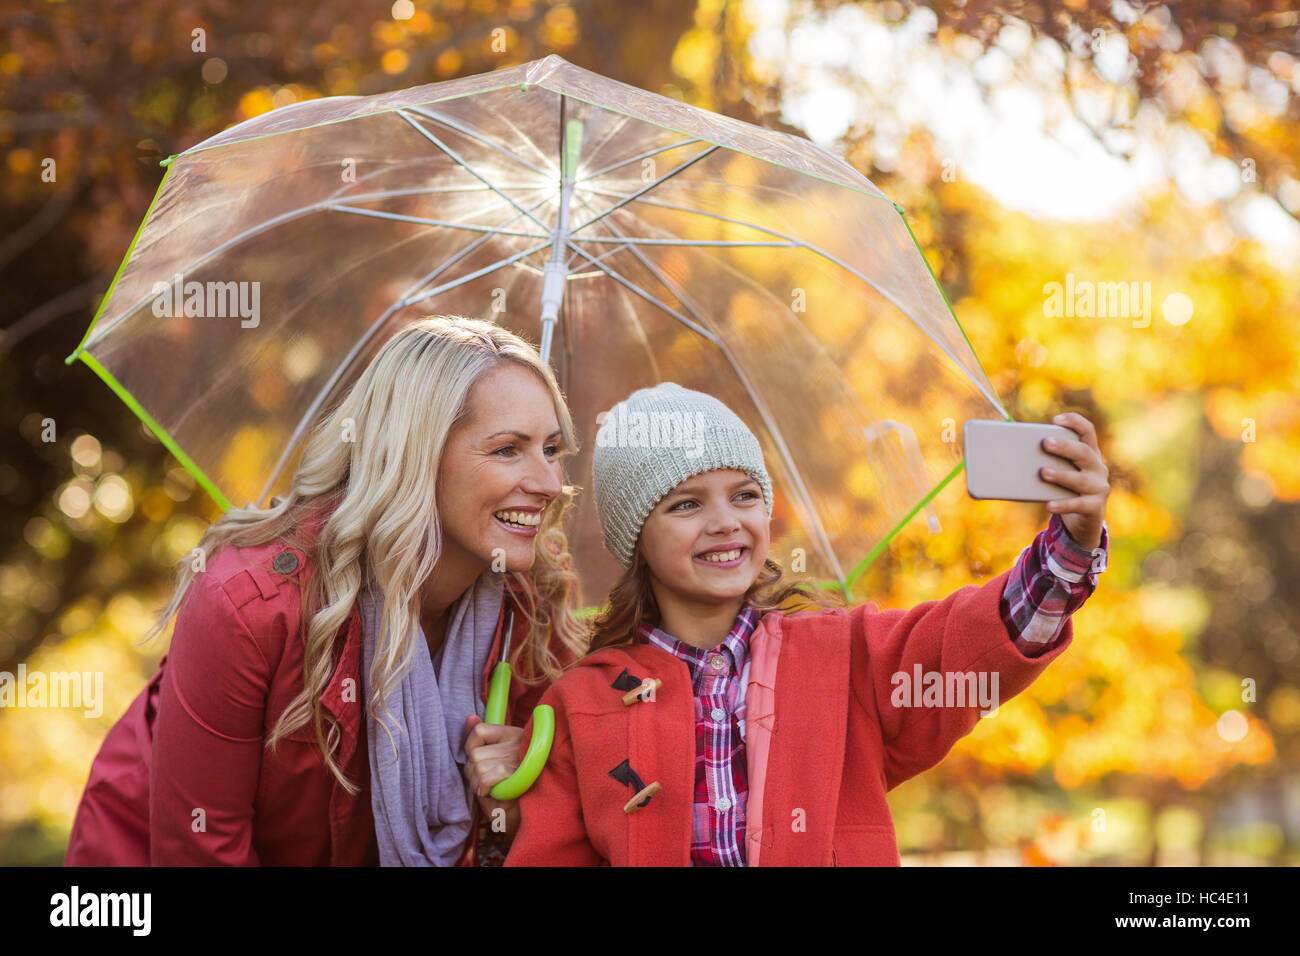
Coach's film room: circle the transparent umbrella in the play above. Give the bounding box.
[66,54,1009,604]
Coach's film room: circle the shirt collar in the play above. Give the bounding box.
[637,604,760,679]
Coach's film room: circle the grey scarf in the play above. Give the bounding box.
[359,570,505,866]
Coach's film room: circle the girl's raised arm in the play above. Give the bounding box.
[847,567,1074,792]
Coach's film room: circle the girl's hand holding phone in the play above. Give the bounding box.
[1038,412,1110,551]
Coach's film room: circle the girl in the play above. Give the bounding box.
[506,382,1109,866]
[65,316,587,866]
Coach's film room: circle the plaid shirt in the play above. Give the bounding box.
[1006,513,1109,655]
[636,512,1109,867]
[638,605,758,867]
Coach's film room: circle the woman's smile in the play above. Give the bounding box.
[493,506,544,536]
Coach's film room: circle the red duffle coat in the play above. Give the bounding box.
[505,566,1073,866]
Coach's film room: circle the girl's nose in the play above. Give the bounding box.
[712,521,741,535]
[705,506,742,533]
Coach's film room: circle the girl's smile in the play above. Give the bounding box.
[694,544,749,568]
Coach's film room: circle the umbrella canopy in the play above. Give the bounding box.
[66,54,1009,604]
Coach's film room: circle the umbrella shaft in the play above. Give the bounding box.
[539,118,585,365]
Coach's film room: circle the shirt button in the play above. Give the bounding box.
[710,707,726,721]
[716,797,732,812]
[709,655,726,671]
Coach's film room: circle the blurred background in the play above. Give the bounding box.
[1,0,1298,865]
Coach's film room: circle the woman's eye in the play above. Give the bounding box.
[545,444,560,458]
[493,445,516,457]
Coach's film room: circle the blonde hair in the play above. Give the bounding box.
[145,316,587,794]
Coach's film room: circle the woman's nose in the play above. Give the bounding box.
[523,449,563,499]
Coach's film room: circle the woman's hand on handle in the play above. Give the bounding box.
[1039,411,1110,551]
[464,714,522,836]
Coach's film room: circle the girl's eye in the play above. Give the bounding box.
[737,490,759,501]
[668,499,696,512]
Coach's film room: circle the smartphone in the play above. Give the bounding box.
[963,419,1079,502]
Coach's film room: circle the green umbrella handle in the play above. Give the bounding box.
[485,659,513,725]
[484,660,554,800]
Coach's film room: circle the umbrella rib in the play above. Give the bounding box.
[576,137,705,183]
[720,343,849,590]
[92,183,527,337]
[580,183,795,242]
[258,236,553,499]
[257,199,555,500]
[563,191,605,269]
[327,203,551,239]
[395,109,553,236]
[562,237,795,273]
[569,146,720,236]
[578,185,1004,412]
[562,242,719,343]
[337,183,505,199]
[404,106,552,176]
[563,239,633,272]
[177,223,446,450]
[569,237,796,247]
[401,238,550,307]
[378,189,555,310]
[587,216,849,588]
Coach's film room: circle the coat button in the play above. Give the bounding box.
[272,550,299,574]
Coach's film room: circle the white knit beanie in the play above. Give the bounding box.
[592,382,773,568]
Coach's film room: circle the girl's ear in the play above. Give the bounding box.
[630,538,651,576]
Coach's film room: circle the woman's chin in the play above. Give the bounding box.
[495,545,537,573]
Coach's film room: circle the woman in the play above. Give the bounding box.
[65,316,588,865]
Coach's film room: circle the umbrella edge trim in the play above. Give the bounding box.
[172,79,530,160]
[73,351,235,513]
[893,201,1009,417]
[64,163,176,365]
[840,456,968,596]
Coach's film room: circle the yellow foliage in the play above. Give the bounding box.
[236,88,275,119]
[672,27,720,92]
